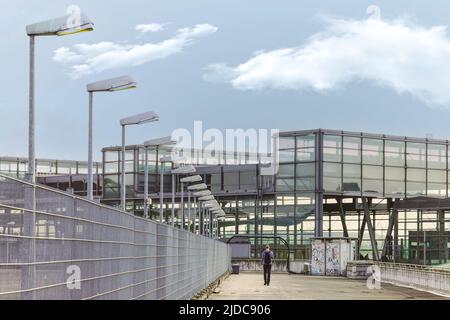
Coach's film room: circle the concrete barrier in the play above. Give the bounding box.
[347,261,450,297]
[231,259,309,273]
[376,262,450,297]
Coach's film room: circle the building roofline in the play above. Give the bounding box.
[279,128,450,144]
[0,156,101,165]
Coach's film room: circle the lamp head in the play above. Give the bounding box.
[87,76,136,92]
[120,111,159,126]
[26,13,94,36]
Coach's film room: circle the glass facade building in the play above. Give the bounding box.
[3,130,445,264]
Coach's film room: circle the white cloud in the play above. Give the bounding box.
[54,24,218,79]
[135,23,166,33]
[204,17,450,107]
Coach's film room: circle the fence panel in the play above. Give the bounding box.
[0,174,231,300]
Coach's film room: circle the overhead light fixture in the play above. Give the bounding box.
[87,75,137,92]
[180,175,202,183]
[120,111,159,126]
[198,195,214,201]
[172,165,196,175]
[26,13,94,36]
[144,136,176,147]
[187,183,207,191]
[193,190,211,197]
[160,155,185,163]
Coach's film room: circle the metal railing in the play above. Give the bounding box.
[0,173,231,300]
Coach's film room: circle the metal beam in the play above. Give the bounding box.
[362,197,380,261]
[337,198,349,238]
[356,211,366,259]
[381,198,399,259]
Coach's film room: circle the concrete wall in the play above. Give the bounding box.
[232,259,308,273]
[376,262,450,297]
[347,261,450,297]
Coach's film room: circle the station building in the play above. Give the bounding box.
[2,129,449,264]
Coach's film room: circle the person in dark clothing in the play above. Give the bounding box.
[261,245,274,286]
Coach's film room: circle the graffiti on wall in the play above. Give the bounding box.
[311,240,325,275]
[325,241,340,276]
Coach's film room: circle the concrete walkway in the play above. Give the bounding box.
[209,272,448,300]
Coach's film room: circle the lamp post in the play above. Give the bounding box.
[180,175,202,230]
[86,76,137,200]
[26,14,94,183]
[159,155,185,224]
[143,136,176,219]
[194,189,211,234]
[119,111,159,211]
[171,165,196,227]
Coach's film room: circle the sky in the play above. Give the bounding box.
[2,0,450,161]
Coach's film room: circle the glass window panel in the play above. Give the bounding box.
[224,172,239,190]
[104,175,119,187]
[324,162,342,192]
[385,181,404,196]
[240,170,257,190]
[104,151,119,162]
[363,165,383,179]
[406,182,426,196]
[362,165,383,193]
[323,135,342,148]
[343,136,361,149]
[104,162,118,174]
[362,138,383,165]
[278,164,295,177]
[406,153,426,168]
[296,163,315,177]
[343,164,361,178]
[324,147,341,162]
[428,170,446,183]
[385,152,405,166]
[296,148,315,162]
[406,142,426,168]
[428,144,446,169]
[279,150,295,163]
[296,178,315,191]
[279,137,295,149]
[407,168,426,182]
[277,178,295,192]
[343,164,361,192]
[343,148,361,163]
[385,140,405,153]
[428,183,446,197]
[296,135,315,149]
[407,142,426,155]
[385,166,405,181]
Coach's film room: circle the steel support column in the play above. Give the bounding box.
[314,131,324,237]
[337,198,349,238]
[362,197,379,261]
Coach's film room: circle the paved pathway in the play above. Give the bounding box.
[209,272,448,300]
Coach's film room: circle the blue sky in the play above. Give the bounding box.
[2,0,450,161]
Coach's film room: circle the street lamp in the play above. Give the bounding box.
[143,136,176,219]
[86,75,137,200]
[159,155,185,224]
[119,111,159,211]
[171,165,196,227]
[180,175,202,231]
[26,13,94,183]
